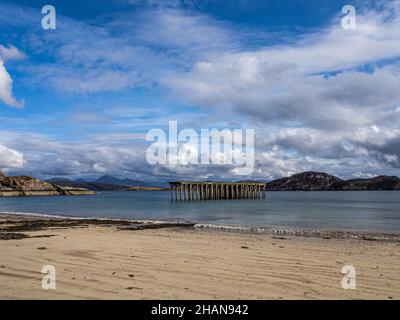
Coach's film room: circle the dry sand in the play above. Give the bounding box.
[0,214,399,300]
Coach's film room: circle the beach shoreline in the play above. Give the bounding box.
[1,211,400,242]
[1,213,399,299]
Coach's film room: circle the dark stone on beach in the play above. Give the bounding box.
[0,232,30,240]
[126,287,142,290]
[118,222,195,231]
[0,218,135,233]
[30,234,56,239]
[37,247,47,250]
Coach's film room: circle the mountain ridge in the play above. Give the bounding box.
[93,175,149,187]
[265,171,400,191]
[46,176,167,191]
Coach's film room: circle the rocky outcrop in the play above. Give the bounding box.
[0,174,95,197]
[339,176,400,191]
[265,172,343,191]
[265,172,400,191]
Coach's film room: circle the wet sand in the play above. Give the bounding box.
[0,214,399,300]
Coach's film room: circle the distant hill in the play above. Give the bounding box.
[46,175,165,191]
[265,172,400,191]
[46,178,128,191]
[93,175,149,187]
[340,175,400,191]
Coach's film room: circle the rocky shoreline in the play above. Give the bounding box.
[0,213,195,240]
[1,213,399,243]
[0,172,95,197]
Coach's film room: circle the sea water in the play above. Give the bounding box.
[1,191,399,233]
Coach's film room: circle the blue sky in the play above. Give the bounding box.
[0,0,400,182]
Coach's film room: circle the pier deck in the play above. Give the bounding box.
[169,181,266,201]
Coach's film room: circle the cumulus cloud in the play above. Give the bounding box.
[159,2,400,177]
[165,3,400,130]
[0,45,25,108]
[0,3,239,94]
[0,143,25,170]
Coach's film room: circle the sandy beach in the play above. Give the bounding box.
[0,213,399,300]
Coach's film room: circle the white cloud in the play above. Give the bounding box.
[0,143,25,170]
[93,163,107,173]
[126,0,204,9]
[0,45,25,108]
[0,60,24,108]
[165,3,400,131]
[0,45,26,61]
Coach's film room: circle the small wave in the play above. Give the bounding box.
[194,223,400,241]
[194,223,301,235]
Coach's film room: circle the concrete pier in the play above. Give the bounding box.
[169,182,266,201]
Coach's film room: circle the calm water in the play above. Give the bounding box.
[1,191,400,233]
